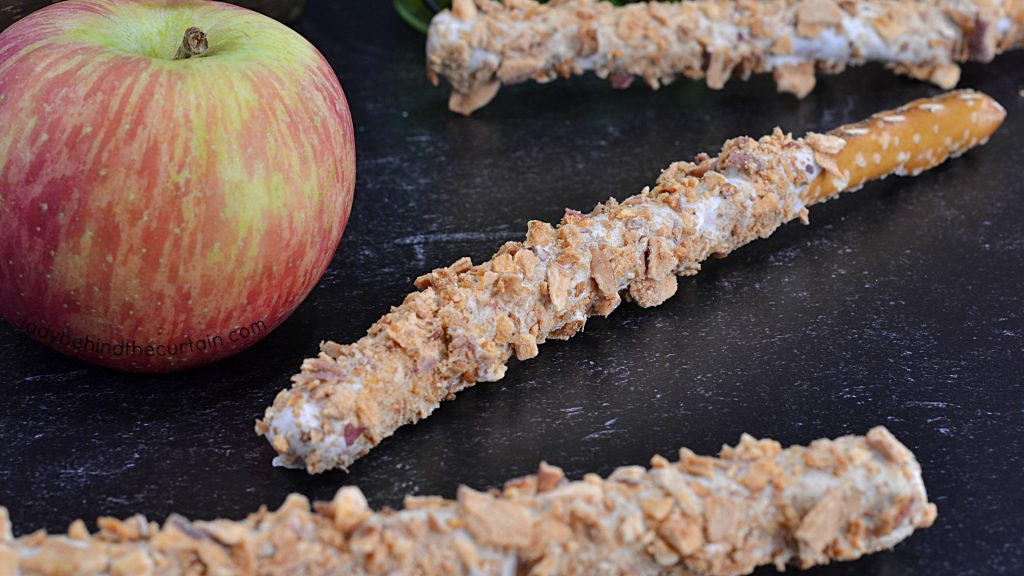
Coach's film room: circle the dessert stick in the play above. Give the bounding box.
[258,90,1005,474]
[427,0,1024,114]
[1,427,937,575]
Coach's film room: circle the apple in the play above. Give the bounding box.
[0,0,355,372]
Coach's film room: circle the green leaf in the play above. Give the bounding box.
[394,0,443,35]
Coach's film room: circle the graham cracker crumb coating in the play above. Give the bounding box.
[427,0,1024,114]
[2,428,936,575]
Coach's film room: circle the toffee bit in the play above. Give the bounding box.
[259,91,1005,474]
[1,428,937,576]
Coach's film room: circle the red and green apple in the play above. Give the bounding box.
[0,0,356,372]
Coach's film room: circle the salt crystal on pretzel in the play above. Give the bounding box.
[258,90,1004,474]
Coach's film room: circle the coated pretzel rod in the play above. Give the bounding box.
[258,90,1005,474]
[0,428,936,575]
[427,0,1024,114]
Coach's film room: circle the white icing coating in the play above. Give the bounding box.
[263,142,825,470]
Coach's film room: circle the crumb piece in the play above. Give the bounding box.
[866,426,912,464]
[451,0,476,20]
[494,315,516,345]
[921,503,939,528]
[450,257,473,274]
[641,497,674,521]
[404,495,448,510]
[796,488,847,556]
[806,132,847,154]
[528,554,559,576]
[629,274,678,308]
[590,247,617,297]
[796,0,846,38]
[658,512,704,555]
[871,13,904,40]
[703,497,741,544]
[458,487,535,549]
[526,221,557,246]
[329,487,372,533]
[513,333,539,360]
[771,35,794,55]
[546,266,570,310]
[0,508,11,543]
[449,81,501,116]
[110,550,153,576]
[646,237,677,279]
[647,537,681,566]
[774,62,817,98]
[68,519,89,540]
[537,462,566,493]
[739,459,782,492]
[814,150,844,179]
[515,249,540,277]
[679,449,716,478]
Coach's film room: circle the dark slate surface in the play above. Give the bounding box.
[1,2,1023,574]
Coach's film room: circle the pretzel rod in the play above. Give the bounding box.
[426,0,1024,114]
[0,427,936,575]
[257,90,1004,474]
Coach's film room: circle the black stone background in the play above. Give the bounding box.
[1,2,1022,574]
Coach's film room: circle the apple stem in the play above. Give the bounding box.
[174,27,209,60]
